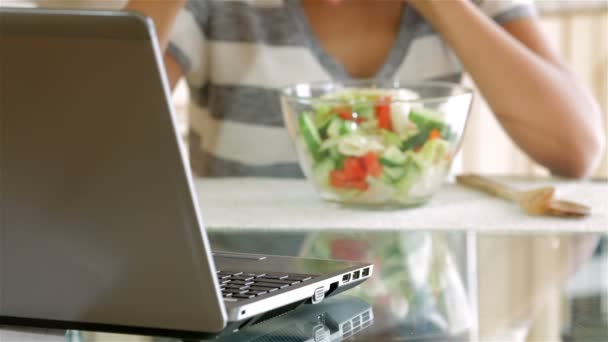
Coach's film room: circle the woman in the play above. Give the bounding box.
[127,0,604,179]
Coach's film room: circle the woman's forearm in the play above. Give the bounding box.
[125,0,186,51]
[413,0,605,177]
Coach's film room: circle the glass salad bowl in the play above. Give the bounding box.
[281,80,473,207]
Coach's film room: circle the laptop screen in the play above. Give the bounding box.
[0,9,224,332]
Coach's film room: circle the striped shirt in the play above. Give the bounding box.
[168,0,536,178]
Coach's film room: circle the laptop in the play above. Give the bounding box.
[0,8,373,338]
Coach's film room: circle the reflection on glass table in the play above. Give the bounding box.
[209,230,473,342]
[207,295,373,342]
[2,231,604,341]
[2,295,374,342]
[208,230,606,342]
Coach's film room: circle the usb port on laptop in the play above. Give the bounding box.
[342,273,351,283]
[352,271,360,280]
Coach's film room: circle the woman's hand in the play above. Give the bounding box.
[405,0,605,177]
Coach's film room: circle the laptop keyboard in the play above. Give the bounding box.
[216,271,313,300]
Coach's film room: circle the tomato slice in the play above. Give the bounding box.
[343,157,366,181]
[375,103,392,130]
[330,170,349,188]
[362,152,382,177]
[334,106,355,121]
[330,169,369,190]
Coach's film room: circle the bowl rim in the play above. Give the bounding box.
[280,79,474,104]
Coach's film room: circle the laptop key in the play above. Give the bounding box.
[287,275,312,281]
[256,278,299,285]
[258,276,293,282]
[224,284,250,291]
[247,273,266,278]
[232,293,255,299]
[224,287,249,293]
[247,290,268,296]
[262,274,289,280]
[284,280,302,285]
[249,285,278,292]
[231,276,254,281]
[229,280,254,286]
[255,282,289,289]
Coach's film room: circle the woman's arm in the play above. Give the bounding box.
[411,0,605,178]
[125,0,185,89]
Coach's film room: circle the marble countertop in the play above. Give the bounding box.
[194,177,607,233]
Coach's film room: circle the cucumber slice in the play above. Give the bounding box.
[380,172,393,185]
[395,155,424,194]
[318,120,330,140]
[401,131,428,151]
[383,165,407,181]
[299,113,323,160]
[381,130,401,147]
[409,108,454,141]
[329,146,345,169]
[419,138,450,164]
[380,146,407,166]
[327,117,344,138]
[314,104,333,127]
[404,150,427,170]
[340,120,358,135]
[313,158,336,186]
[334,155,345,170]
[328,145,341,159]
[409,108,446,131]
[353,103,374,119]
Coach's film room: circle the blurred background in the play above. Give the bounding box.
[2,1,607,342]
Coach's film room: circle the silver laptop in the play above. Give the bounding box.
[0,8,372,338]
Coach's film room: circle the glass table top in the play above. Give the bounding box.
[2,177,606,341]
[2,230,605,342]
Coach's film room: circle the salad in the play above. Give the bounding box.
[296,88,455,205]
